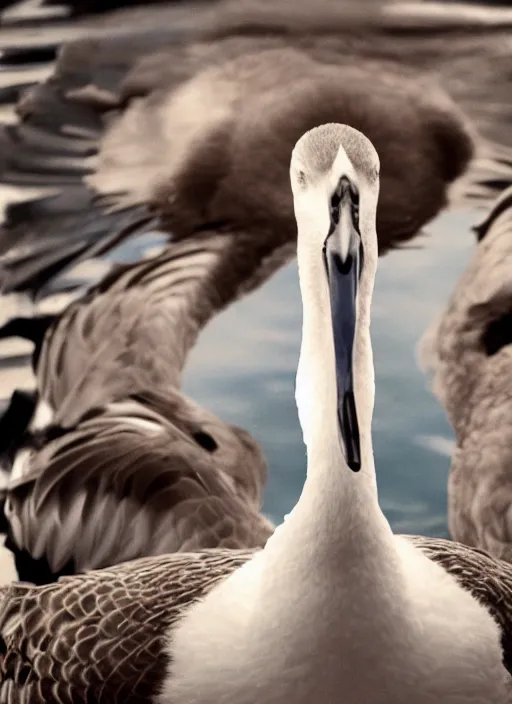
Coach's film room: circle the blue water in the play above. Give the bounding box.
[183,209,476,536]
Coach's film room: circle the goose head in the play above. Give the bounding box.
[291,124,380,472]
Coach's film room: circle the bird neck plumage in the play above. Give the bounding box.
[282,241,394,564]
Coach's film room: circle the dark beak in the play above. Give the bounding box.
[323,177,362,472]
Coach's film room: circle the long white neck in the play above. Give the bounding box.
[268,233,397,575]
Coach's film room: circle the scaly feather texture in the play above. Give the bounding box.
[1,538,512,704]
[0,549,254,703]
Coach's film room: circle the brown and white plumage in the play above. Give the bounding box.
[0,225,291,582]
[0,0,512,296]
[1,537,512,704]
[0,549,254,703]
[420,185,512,562]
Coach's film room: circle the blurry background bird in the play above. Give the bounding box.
[419,183,512,561]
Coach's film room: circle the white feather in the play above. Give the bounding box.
[159,125,509,704]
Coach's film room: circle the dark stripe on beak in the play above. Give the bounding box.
[323,177,362,472]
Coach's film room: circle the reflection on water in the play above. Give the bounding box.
[0,209,475,537]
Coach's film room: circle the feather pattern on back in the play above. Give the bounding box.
[1,537,512,703]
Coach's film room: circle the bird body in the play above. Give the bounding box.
[163,534,508,704]
[3,535,512,703]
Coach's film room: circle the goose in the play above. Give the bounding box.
[0,223,290,584]
[419,184,512,562]
[1,0,512,298]
[2,123,512,704]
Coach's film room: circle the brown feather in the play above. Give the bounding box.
[2,537,512,702]
[420,185,512,562]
